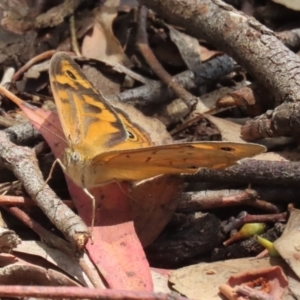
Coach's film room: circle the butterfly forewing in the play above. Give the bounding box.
[50,53,127,153]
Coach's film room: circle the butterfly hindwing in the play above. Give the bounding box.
[87,142,264,185]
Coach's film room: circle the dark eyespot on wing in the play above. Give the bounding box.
[59,96,69,104]
[128,131,135,139]
[66,70,77,80]
[220,146,235,152]
[190,166,198,169]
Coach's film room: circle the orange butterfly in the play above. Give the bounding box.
[49,52,266,227]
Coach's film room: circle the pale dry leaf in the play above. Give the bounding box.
[155,84,249,126]
[83,63,122,98]
[153,98,190,126]
[254,152,289,162]
[203,114,247,143]
[13,241,95,287]
[271,0,300,10]
[151,269,172,294]
[274,208,300,279]
[81,0,130,66]
[167,25,202,73]
[274,150,300,162]
[0,264,80,286]
[199,45,223,61]
[191,82,248,115]
[24,60,50,79]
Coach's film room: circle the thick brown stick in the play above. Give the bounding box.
[140,0,300,139]
[140,0,300,103]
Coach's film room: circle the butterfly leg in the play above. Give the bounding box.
[34,158,63,197]
[53,160,95,238]
[82,187,95,242]
[39,159,96,241]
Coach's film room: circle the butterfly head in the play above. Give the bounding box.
[62,147,87,188]
[62,147,82,166]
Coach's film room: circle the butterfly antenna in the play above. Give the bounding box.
[18,115,69,196]
[18,112,68,145]
[34,159,61,198]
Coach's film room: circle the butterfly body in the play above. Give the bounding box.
[50,53,266,191]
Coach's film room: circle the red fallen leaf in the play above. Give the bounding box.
[68,180,152,290]
[5,91,152,291]
[219,266,288,300]
[0,253,18,267]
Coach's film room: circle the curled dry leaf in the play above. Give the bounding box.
[169,257,291,300]
[219,266,288,300]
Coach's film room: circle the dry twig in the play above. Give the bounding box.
[179,189,280,213]
[110,55,234,105]
[190,159,300,186]
[0,131,89,249]
[136,6,198,110]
